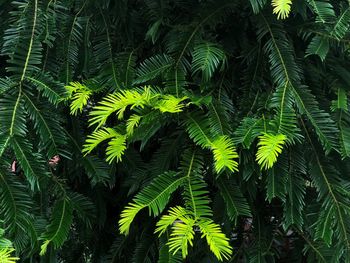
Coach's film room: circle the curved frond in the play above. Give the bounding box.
[211,136,239,173]
[256,133,286,170]
[271,0,292,19]
[65,82,92,115]
[119,172,186,235]
[306,0,335,23]
[134,54,173,85]
[11,136,48,190]
[217,177,252,222]
[191,42,226,82]
[198,219,232,261]
[83,127,119,155]
[40,198,73,255]
[89,87,153,128]
[167,218,195,259]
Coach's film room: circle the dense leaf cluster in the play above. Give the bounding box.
[1,0,350,262]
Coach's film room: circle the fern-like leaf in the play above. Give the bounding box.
[211,136,239,173]
[119,172,186,235]
[192,42,226,82]
[256,133,286,170]
[271,0,292,19]
[167,218,195,259]
[65,82,92,115]
[11,137,48,190]
[40,198,73,255]
[198,219,232,261]
[83,128,120,155]
[217,177,252,222]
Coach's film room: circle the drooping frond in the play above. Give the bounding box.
[208,101,232,137]
[119,171,186,235]
[305,35,329,61]
[83,127,120,155]
[183,175,212,219]
[211,136,239,173]
[331,7,350,40]
[2,0,42,78]
[0,90,27,139]
[191,42,226,82]
[258,15,302,87]
[180,150,212,218]
[105,135,127,163]
[233,117,264,148]
[11,137,48,190]
[271,0,292,20]
[217,178,252,222]
[167,217,195,259]
[256,133,286,170]
[134,54,173,85]
[306,0,335,23]
[65,82,92,115]
[0,168,34,238]
[269,83,302,144]
[331,88,350,159]
[265,153,288,202]
[185,112,212,148]
[22,92,67,158]
[292,85,339,153]
[126,114,141,136]
[197,219,232,261]
[89,87,153,128]
[40,198,73,255]
[155,206,189,236]
[283,150,306,230]
[25,72,66,105]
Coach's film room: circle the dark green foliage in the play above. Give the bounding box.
[1,0,350,262]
